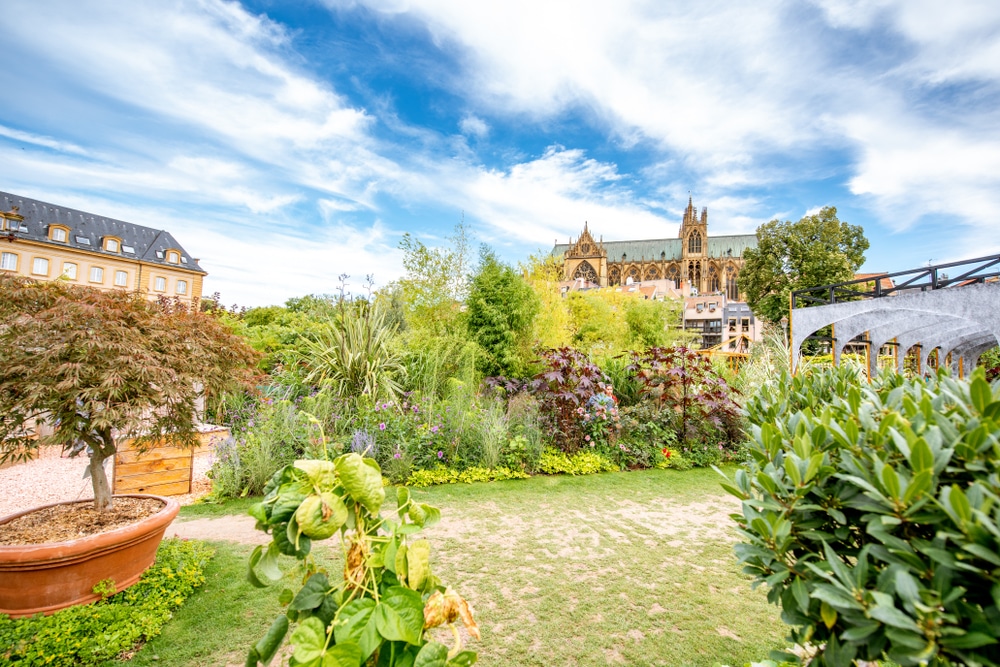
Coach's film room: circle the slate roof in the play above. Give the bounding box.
[1,191,205,274]
[553,233,757,262]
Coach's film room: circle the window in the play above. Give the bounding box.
[114,270,128,287]
[688,230,702,254]
[696,303,704,313]
[76,236,91,245]
[167,251,180,264]
[32,257,50,276]
[1,252,17,271]
[176,279,188,295]
[122,245,135,254]
[51,227,68,242]
[155,250,164,259]
[105,238,120,253]
[62,262,78,279]
[154,276,166,291]
[90,266,104,283]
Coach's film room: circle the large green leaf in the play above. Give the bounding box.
[446,651,477,666]
[406,539,431,592]
[335,598,380,661]
[291,573,331,611]
[374,586,425,645]
[413,641,448,667]
[291,617,328,664]
[294,459,338,491]
[335,453,385,514]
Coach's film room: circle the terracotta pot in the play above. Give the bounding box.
[0,494,180,618]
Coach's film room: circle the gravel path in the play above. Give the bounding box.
[0,447,215,519]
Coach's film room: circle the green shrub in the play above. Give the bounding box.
[407,465,530,487]
[723,366,1000,666]
[537,447,617,475]
[0,539,213,666]
[208,397,311,498]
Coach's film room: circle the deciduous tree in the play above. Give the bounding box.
[0,274,259,511]
[740,206,868,323]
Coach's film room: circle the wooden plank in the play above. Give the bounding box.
[117,480,192,496]
[115,447,192,465]
[116,467,191,488]
[116,446,194,464]
[116,456,193,477]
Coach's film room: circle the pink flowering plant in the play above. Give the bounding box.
[578,389,621,452]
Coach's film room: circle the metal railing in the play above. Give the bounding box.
[792,253,1000,307]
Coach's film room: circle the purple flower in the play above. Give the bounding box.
[412,406,419,414]
[379,422,386,431]
[394,451,402,459]
[431,425,439,434]
[437,450,444,459]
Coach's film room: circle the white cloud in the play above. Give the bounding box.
[459,115,489,139]
[0,125,91,156]
[843,111,1000,232]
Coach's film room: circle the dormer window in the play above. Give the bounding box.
[166,250,180,264]
[50,226,69,243]
[104,237,120,253]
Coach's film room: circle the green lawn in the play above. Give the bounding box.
[114,467,788,666]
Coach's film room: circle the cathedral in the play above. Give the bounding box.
[553,198,758,301]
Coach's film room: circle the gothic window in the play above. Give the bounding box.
[573,260,598,284]
[708,265,720,293]
[688,230,702,255]
[726,265,739,301]
[608,265,621,286]
[627,265,640,282]
[688,261,701,287]
[666,264,680,284]
[644,266,660,281]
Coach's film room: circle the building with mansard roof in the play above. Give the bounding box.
[552,197,757,301]
[0,191,206,305]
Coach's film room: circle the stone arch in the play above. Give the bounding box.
[644,265,660,281]
[573,260,598,284]
[725,264,739,301]
[666,263,680,285]
[607,265,621,286]
[707,264,720,293]
[626,264,640,283]
[688,230,702,254]
[688,261,701,289]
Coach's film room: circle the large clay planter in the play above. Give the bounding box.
[0,494,179,618]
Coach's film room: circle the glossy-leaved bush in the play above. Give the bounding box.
[246,452,480,667]
[723,366,1000,667]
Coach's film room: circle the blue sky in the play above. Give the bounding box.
[2,0,999,307]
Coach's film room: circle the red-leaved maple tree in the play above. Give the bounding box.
[0,273,259,511]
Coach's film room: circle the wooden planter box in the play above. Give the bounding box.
[113,427,229,496]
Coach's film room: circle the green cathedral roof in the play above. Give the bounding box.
[553,233,757,262]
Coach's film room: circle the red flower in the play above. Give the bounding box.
[662,448,671,458]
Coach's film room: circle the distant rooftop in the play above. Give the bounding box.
[1,190,205,274]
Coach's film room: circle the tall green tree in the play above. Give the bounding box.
[740,206,868,323]
[465,246,539,378]
[389,222,472,337]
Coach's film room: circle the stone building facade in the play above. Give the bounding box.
[1,191,206,306]
[553,198,757,301]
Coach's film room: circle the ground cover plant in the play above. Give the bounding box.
[724,365,1000,666]
[0,539,213,666]
[117,468,787,666]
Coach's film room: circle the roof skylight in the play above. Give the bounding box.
[75,236,91,245]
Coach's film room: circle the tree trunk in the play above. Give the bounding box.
[89,445,114,512]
